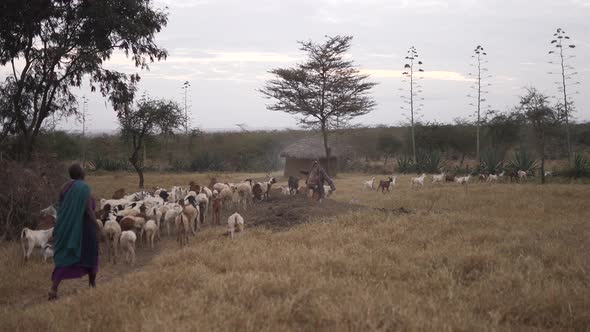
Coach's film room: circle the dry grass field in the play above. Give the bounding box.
[1,172,589,331]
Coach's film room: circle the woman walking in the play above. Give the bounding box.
[48,164,99,301]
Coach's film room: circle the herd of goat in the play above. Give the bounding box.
[363,169,541,192]
[19,170,541,266]
[20,176,285,266]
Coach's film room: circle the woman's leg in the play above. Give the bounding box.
[48,279,61,300]
[89,272,97,288]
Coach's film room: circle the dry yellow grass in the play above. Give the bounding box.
[1,172,589,331]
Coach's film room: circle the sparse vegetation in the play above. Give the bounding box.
[0,172,589,330]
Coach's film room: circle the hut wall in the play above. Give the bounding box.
[283,157,338,178]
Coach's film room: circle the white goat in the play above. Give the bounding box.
[323,185,335,197]
[411,174,427,187]
[213,182,230,193]
[143,219,159,249]
[100,198,130,211]
[236,180,253,209]
[119,231,137,265]
[432,173,445,184]
[518,170,528,180]
[196,193,209,225]
[227,212,245,240]
[103,220,121,264]
[487,174,499,183]
[161,203,183,236]
[219,187,234,209]
[455,175,472,184]
[259,177,277,200]
[20,227,54,262]
[42,244,54,263]
[363,177,376,191]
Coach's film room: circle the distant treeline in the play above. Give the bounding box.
[21,121,590,174]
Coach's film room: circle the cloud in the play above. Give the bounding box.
[572,0,590,6]
[361,69,471,81]
[166,51,298,64]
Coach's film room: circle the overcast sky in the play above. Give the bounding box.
[14,0,590,132]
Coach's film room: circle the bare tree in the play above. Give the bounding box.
[260,35,377,172]
[548,28,580,164]
[118,96,184,188]
[400,46,424,162]
[468,45,492,160]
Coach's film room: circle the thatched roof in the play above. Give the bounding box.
[280,137,342,159]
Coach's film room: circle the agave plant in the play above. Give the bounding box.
[479,150,504,175]
[396,155,415,174]
[506,150,539,174]
[415,150,446,173]
[570,153,590,178]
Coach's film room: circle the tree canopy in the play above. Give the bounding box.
[119,96,184,188]
[260,35,377,165]
[0,0,168,159]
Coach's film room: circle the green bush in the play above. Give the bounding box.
[93,157,132,172]
[190,153,225,172]
[451,164,475,176]
[396,155,415,174]
[561,153,590,178]
[479,150,504,175]
[415,150,445,174]
[506,150,538,174]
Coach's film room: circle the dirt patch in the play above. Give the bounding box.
[240,195,411,231]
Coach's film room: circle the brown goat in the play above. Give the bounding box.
[37,215,56,230]
[189,181,200,193]
[252,183,263,201]
[377,177,394,193]
[118,216,135,232]
[112,188,126,199]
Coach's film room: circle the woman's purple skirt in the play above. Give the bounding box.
[52,264,98,282]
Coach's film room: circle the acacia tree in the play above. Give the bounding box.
[119,97,184,188]
[516,88,561,184]
[548,28,580,164]
[0,0,168,160]
[467,45,491,160]
[400,46,424,162]
[260,35,377,172]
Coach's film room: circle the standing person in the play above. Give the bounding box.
[305,160,336,202]
[48,164,98,301]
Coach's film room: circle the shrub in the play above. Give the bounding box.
[190,153,225,172]
[479,150,504,175]
[561,153,590,178]
[415,150,446,174]
[506,150,539,174]
[93,157,132,172]
[0,159,64,240]
[451,164,476,176]
[396,155,415,174]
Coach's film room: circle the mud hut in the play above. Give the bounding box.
[280,138,340,177]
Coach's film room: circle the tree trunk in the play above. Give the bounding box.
[130,157,144,189]
[540,130,546,185]
[321,123,331,175]
[130,142,144,189]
